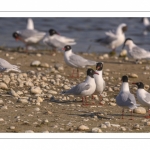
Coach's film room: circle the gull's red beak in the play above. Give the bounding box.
[96,66,100,70]
[94,72,99,75]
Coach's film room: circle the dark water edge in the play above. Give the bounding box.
[0,17,149,53]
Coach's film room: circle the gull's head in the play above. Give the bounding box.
[12,32,20,40]
[87,68,99,78]
[96,62,103,71]
[141,17,150,26]
[49,29,59,36]
[122,38,133,49]
[132,82,144,89]
[121,75,128,82]
[118,23,127,33]
[63,45,72,52]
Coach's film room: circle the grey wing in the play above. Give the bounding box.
[0,58,14,69]
[63,82,90,95]
[69,54,96,68]
[116,92,136,108]
[100,35,117,45]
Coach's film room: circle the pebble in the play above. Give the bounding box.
[128,73,138,78]
[104,122,111,127]
[0,100,4,105]
[17,98,28,104]
[0,82,8,90]
[78,125,89,131]
[144,121,150,126]
[34,107,40,111]
[1,105,8,110]
[109,102,116,106]
[111,124,120,128]
[133,107,146,114]
[0,118,4,121]
[9,89,20,97]
[25,130,34,133]
[31,87,42,94]
[48,90,57,95]
[9,126,15,130]
[40,63,50,68]
[36,97,43,103]
[120,127,126,131]
[119,49,127,57]
[31,60,41,67]
[133,123,140,129]
[103,54,109,59]
[100,124,107,128]
[92,127,102,133]
[36,53,42,57]
[63,85,70,90]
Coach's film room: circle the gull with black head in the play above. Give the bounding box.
[116,75,139,120]
[63,45,97,78]
[132,82,150,118]
[62,68,99,106]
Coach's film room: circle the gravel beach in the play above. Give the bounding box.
[0,49,150,133]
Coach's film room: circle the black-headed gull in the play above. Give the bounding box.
[116,75,139,119]
[122,38,150,63]
[141,17,150,35]
[132,82,150,118]
[93,62,105,105]
[0,58,21,74]
[63,45,97,78]
[62,68,99,105]
[42,29,76,51]
[96,23,127,52]
[12,18,46,53]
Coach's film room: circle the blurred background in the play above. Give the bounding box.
[0,17,149,53]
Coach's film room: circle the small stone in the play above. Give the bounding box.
[9,126,15,130]
[119,49,127,57]
[63,85,70,90]
[1,105,8,110]
[133,123,140,129]
[9,89,20,97]
[17,98,28,104]
[36,53,42,57]
[78,125,89,131]
[30,60,41,67]
[48,90,57,95]
[40,63,49,68]
[0,100,4,105]
[120,127,126,131]
[128,73,138,78]
[103,54,109,59]
[0,118,4,121]
[0,82,8,90]
[104,122,111,127]
[31,87,42,94]
[133,107,146,114]
[109,102,116,106]
[100,124,107,128]
[36,97,43,103]
[108,87,113,92]
[111,124,120,128]
[25,130,34,133]
[144,121,150,126]
[34,107,40,111]
[92,127,102,133]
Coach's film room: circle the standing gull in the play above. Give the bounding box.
[116,75,139,119]
[62,68,99,105]
[132,82,150,118]
[0,58,21,74]
[12,18,46,53]
[93,62,105,105]
[96,23,127,52]
[63,45,97,78]
[122,38,150,63]
[43,29,76,51]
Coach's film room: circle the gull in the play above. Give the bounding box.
[0,58,21,74]
[42,29,76,51]
[116,75,139,119]
[96,23,127,52]
[62,68,99,105]
[12,18,46,53]
[63,45,97,78]
[132,82,150,118]
[93,62,105,105]
[122,38,150,63]
[141,17,150,35]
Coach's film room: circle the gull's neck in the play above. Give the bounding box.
[85,76,95,84]
[120,82,130,92]
[64,49,73,57]
[126,41,136,50]
[96,70,103,76]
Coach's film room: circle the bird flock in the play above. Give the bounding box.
[1,18,150,121]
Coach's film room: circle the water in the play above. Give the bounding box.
[0,17,149,53]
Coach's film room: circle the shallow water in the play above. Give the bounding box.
[0,17,149,53]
